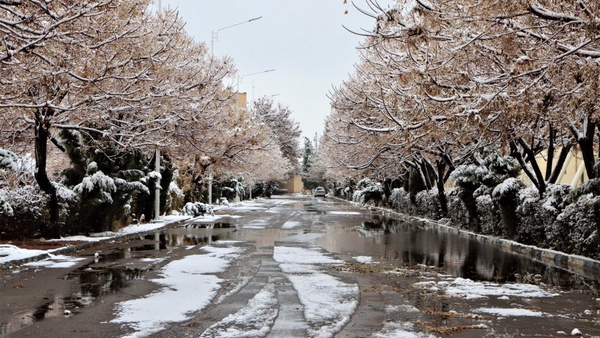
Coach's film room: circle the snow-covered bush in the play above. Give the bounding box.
[446,189,469,228]
[554,192,599,259]
[449,149,522,234]
[516,187,544,244]
[491,177,525,239]
[251,181,278,198]
[182,202,214,217]
[414,188,441,219]
[166,180,185,212]
[450,164,487,231]
[72,166,150,233]
[475,194,502,235]
[0,185,49,239]
[552,179,600,258]
[389,188,413,213]
[0,149,19,172]
[352,178,383,205]
[74,170,118,204]
[0,195,13,217]
[517,184,570,246]
[0,149,36,186]
[333,177,356,199]
[215,179,245,201]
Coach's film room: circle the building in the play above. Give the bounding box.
[278,175,304,194]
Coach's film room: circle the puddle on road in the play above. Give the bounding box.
[0,264,144,337]
[0,227,236,337]
[315,216,600,294]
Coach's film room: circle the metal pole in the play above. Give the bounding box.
[211,16,262,56]
[237,69,275,92]
[208,173,213,204]
[154,149,160,219]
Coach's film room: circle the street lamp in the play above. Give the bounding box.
[211,16,262,56]
[237,69,275,92]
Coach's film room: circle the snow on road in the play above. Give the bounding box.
[413,277,559,299]
[111,244,245,338]
[474,307,549,317]
[200,283,279,338]
[274,245,359,338]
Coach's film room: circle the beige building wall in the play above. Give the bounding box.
[279,175,304,193]
[237,92,247,109]
[531,148,588,187]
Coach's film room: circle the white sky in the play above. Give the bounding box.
[157,0,395,139]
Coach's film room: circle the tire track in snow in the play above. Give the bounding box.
[273,243,360,338]
[197,249,309,337]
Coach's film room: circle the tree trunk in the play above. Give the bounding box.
[510,140,546,194]
[577,118,597,180]
[435,159,448,217]
[34,117,61,238]
[545,127,556,181]
[497,196,519,240]
[548,144,573,184]
[518,138,547,193]
[459,189,480,232]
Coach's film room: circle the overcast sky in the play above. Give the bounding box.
[157,0,395,140]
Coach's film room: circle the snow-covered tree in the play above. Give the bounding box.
[324,0,599,195]
[0,0,184,236]
[0,2,253,233]
[251,97,302,175]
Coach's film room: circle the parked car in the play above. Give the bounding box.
[313,187,326,197]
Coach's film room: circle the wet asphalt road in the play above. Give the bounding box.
[1,195,599,337]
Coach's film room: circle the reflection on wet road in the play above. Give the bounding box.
[1,195,598,337]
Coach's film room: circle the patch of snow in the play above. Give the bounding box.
[372,321,437,338]
[0,244,46,264]
[282,221,302,229]
[385,304,420,314]
[328,211,362,215]
[474,307,549,317]
[23,254,85,269]
[274,246,357,338]
[49,235,110,243]
[414,277,559,299]
[200,283,278,337]
[274,246,344,265]
[111,244,244,337]
[353,256,375,264]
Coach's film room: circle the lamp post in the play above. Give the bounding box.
[154,149,161,220]
[237,69,275,92]
[211,16,262,56]
[207,173,213,205]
